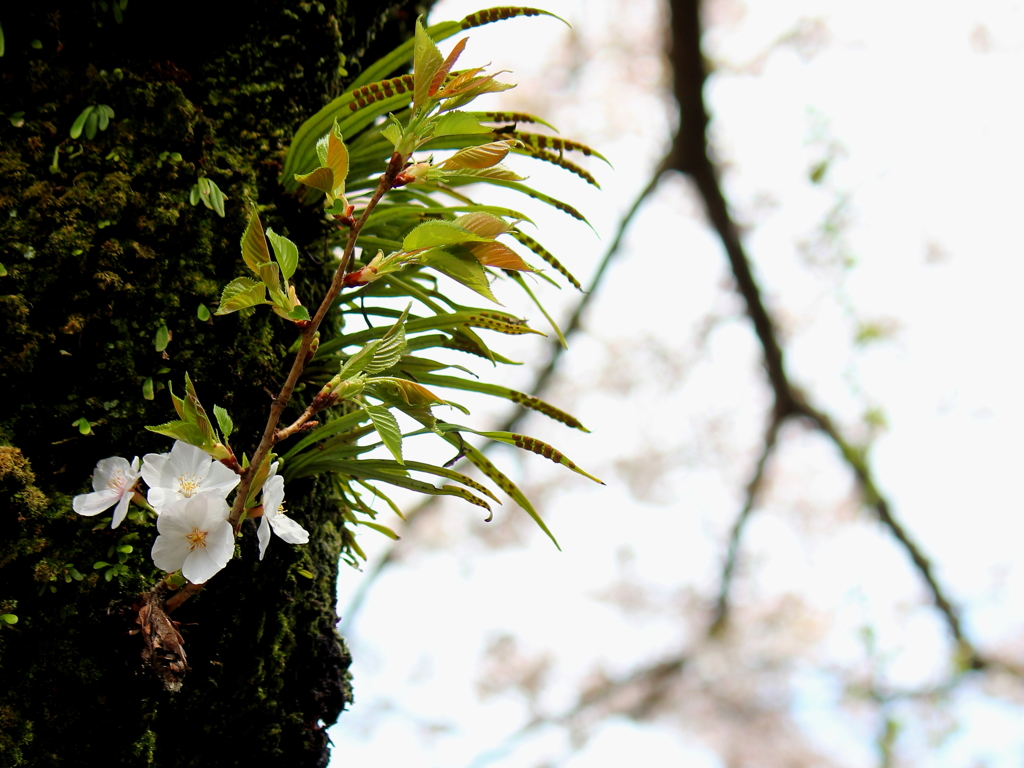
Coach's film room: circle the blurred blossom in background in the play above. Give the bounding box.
[329,0,1024,765]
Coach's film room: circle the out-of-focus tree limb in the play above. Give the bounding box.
[664,0,981,664]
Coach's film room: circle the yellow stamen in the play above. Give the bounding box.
[185,527,208,551]
[177,473,201,497]
[105,470,126,493]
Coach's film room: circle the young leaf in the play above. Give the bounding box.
[413,17,445,110]
[70,106,94,139]
[440,139,519,170]
[287,305,310,322]
[429,37,468,96]
[454,211,513,237]
[205,179,227,217]
[240,204,272,274]
[403,220,490,251]
[370,378,447,408]
[266,228,299,280]
[213,405,233,437]
[154,324,169,352]
[432,110,491,138]
[365,305,411,374]
[381,122,403,146]
[466,241,533,271]
[365,405,404,464]
[146,420,205,446]
[142,377,155,400]
[294,166,335,194]
[420,250,499,304]
[325,120,349,195]
[339,340,382,379]
[216,277,267,315]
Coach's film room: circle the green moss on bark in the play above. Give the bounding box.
[0,2,429,765]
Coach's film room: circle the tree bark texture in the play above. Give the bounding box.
[0,2,429,765]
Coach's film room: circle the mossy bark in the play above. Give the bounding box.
[0,3,428,765]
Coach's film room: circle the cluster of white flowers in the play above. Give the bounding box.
[73,441,308,584]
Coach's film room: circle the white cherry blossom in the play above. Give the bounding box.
[72,456,141,528]
[151,493,234,584]
[256,468,309,560]
[141,441,239,513]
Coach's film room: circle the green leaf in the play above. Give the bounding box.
[258,262,283,300]
[432,110,490,138]
[197,303,211,321]
[96,104,111,131]
[0,263,7,277]
[294,166,334,194]
[438,430,559,548]
[189,184,201,205]
[286,305,310,322]
[357,520,401,540]
[154,323,169,352]
[420,249,498,303]
[70,106,94,139]
[338,340,381,379]
[440,139,518,170]
[205,179,227,217]
[413,17,445,110]
[266,228,299,280]
[216,277,267,315]
[365,305,410,374]
[142,377,155,401]
[415,372,587,430]
[403,220,490,251]
[365,405,404,464]
[380,122,403,146]
[84,109,99,140]
[324,120,349,195]
[509,271,567,348]
[480,431,604,484]
[0,614,18,625]
[369,378,447,409]
[214,405,233,437]
[479,179,594,230]
[74,417,92,435]
[240,204,271,274]
[146,419,205,446]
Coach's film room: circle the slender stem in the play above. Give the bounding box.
[228,152,406,530]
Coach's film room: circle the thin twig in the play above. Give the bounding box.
[228,152,405,531]
[711,415,782,633]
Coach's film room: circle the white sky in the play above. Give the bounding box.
[328,1,1024,765]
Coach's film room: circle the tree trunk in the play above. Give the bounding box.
[0,3,426,764]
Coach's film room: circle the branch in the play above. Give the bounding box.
[710,415,782,633]
[228,152,406,531]
[666,0,980,663]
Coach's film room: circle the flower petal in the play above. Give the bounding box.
[141,452,170,490]
[269,514,309,545]
[72,489,121,517]
[257,517,272,560]
[152,530,188,573]
[201,460,241,498]
[110,491,133,529]
[91,456,133,493]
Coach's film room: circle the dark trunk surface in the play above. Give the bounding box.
[0,3,427,764]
